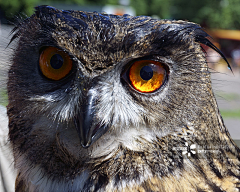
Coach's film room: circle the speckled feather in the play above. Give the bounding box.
[7,5,240,192]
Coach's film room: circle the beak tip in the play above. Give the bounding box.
[81,143,91,148]
[81,139,92,148]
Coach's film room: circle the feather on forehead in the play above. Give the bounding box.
[10,5,231,74]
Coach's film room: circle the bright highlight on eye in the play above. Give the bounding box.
[39,47,72,80]
[129,60,166,93]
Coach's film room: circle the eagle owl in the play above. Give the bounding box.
[7,5,240,192]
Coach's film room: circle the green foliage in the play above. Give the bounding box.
[0,0,36,19]
[149,0,171,19]
[220,109,240,119]
[130,0,171,19]
[172,0,240,29]
[0,88,8,107]
[130,0,148,16]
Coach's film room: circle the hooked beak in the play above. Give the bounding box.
[74,90,109,148]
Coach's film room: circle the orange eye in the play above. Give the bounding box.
[39,47,72,80]
[129,60,166,93]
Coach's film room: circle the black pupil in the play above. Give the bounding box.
[140,66,153,80]
[50,54,64,69]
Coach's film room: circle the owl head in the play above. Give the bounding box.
[7,6,232,182]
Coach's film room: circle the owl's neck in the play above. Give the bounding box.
[15,126,239,192]
[16,145,239,192]
[14,126,191,191]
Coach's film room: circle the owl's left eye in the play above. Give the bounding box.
[39,47,72,80]
[125,60,167,93]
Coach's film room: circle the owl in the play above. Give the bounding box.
[7,5,240,192]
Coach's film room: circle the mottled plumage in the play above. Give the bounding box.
[7,5,240,192]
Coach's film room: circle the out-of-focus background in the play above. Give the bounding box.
[0,0,240,191]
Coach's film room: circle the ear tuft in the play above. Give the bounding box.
[194,28,232,72]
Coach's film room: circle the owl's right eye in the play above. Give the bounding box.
[39,47,73,80]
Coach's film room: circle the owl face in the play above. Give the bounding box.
[8,5,228,169]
